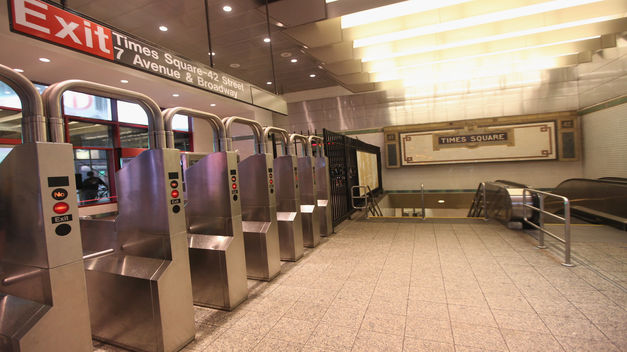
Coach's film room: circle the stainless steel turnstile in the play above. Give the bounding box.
[310,136,333,236]
[0,65,93,351]
[44,81,195,352]
[263,127,304,261]
[164,108,248,311]
[223,117,281,281]
[290,134,320,248]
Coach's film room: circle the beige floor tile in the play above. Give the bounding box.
[554,335,621,352]
[230,310,282,336]
[266,317,317,344]
[299,288,338,307]
[321,305,366,329]
[491,309,550,333]
[451,321,508,351]
[208,329,263,352]
[351,329,403,352]
[402,338,454,352]
[305,324,358,352]
[360,311,406,336]
[483,293,533,312]
[540,314,607,341]
[448,304,497,327]
[253,337,303,352]
[500,328,564,352]
[184,325,228,351]
[406,300,449,321]
[284,301,329,322]
[595,320,627,351]
[404,317,453,343]
[444,289,488,307]
[368,295,408,316]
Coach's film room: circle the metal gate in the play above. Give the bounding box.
[322,129,382,226]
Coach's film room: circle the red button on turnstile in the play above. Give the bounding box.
[232,183,237,190]
[53,202,69,214]
[269,179,273,185]
[171,190,180,198]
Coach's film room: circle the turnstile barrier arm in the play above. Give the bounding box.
[43,80,165,148]
[223,116,265,154]
[0,64,46,143]
[163,107,227,151]
[263,126,290,156]
[289,134,310,157]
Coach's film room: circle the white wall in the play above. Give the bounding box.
[581,102,627,179]
[354,132,583,190]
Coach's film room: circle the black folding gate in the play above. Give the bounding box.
[322,129,382,227]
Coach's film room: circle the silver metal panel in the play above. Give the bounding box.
[84,148,195,351]
[238,153,281,280]
[273,155,304,261]
[297,156,320,248]
[0,142,93,352]
[184,151,248,310]
[315,155,333,236]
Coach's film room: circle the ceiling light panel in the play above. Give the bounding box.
[352,0,605,48]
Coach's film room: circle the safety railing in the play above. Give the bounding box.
[522,188,573,267]
[420,184,425,220]
[467,182,488,219]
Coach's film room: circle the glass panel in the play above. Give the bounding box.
[63,91,112,120]
[0,146,13,163]
[68,121,114,147]
[0,81,21,109]
[174,132,191,151]
[74,149,112,205]
[172,114,189,131]
[117,101,148,125]
[120,126,149,148]
[0,108,22,140]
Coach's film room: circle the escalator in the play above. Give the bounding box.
[468,180,538,228]
[550,178,627,230]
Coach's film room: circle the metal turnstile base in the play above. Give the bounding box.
[243,221,281,281]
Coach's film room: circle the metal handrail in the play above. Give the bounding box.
[420,184,425,220]
[522,188,573,267]
[351,185,369,211]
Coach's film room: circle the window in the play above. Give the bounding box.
[171,113,189,131]
[117,101,148,125]
[174,132,192,151]
[0,108,22,141]
[120,126,149,148]
[68,121,114,148]
[63,91,111,120]
[74,148,113,205]
[0,146,13,163]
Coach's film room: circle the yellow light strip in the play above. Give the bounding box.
[353,0,602,48]
[367,36,600,73]
[361,15,622,62]
[340,0,471,29]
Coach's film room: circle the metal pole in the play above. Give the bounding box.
[563,199,573,267]
[421,184,425,220]
[482,182,487,220]
[537,194,547,249]
[82,248,114,260]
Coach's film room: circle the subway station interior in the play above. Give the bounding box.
[0,0,626,351]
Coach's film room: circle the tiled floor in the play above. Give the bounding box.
[94,219,626,352]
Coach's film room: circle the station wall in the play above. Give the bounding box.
[276,45,627,191]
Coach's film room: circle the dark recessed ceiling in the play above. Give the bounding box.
[54,0,344,94]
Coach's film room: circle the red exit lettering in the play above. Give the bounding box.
[10,0,114,60]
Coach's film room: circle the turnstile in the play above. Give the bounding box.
[263,127,304,261]
[310,136,333,236]
[290,134,320,248]
[164,108,247,311]
[44,81,195,352]
[0,65,93,351]
[223,117,281,281]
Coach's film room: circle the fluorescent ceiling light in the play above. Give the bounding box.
[120,79,129,83]
[159,25,168,32]
[353,0,602,48]
[210,103,216,107]
[326,0,338,3]
[263,37,271,43]
[367,36,600,73]
[341,0,471,29]
[309,74,316,78]
[13,68,24,72]
[172,93,179,97]
[38,57,50,62]
[361,15,621,62]
[290,58,298,63]
[223,5,232,12]
[266,81,272,85]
